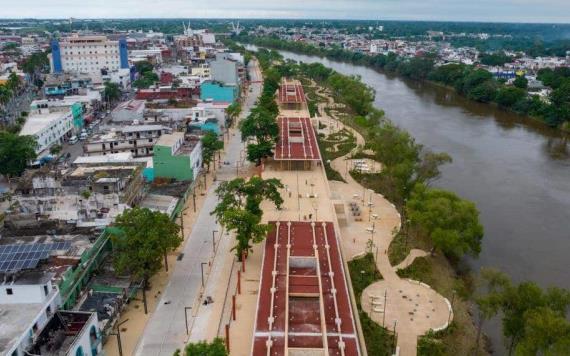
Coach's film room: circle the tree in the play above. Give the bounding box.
[513,75,528,89]
[415,151,452,185]
[0,132,37,185]
[515,307,570,356]
[406,183,484,259]
[495,87,526,108]
[110,207,182,314]
[49,144,62,156]
[239,107,279,165]
[6,73,20,92]
[201,131,224,172]
[225,101,242,126]
[182,337,227,356]
[103,82,121,102]
[474,268,511,353]
[211,176,283,258]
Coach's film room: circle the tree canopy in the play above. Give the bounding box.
[103,82,122,102]
[211,176,283,258]
[476,268,570,355]
[201,131,224,172]
[110,207,182,312]
[0,132,37,180]
[239,107,279,165]
[407,183,484,259]
[179,338,227,356]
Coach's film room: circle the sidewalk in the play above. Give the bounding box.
[131,59,263,355]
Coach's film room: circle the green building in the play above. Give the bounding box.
[71,102,84,130]
[153,132,202,182]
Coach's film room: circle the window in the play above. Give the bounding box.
[6,288,13,295]
[43,285,49,296]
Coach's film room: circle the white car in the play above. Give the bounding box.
[69,136,79,144]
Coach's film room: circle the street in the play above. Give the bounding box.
[134,59,262,356]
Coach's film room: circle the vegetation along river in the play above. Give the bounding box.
[247,45,570,351]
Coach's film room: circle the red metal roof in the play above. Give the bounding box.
[278,82,306,104]
[274,117,321,161]
[252,221,361,356]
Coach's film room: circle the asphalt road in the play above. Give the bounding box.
[134,60,262,356]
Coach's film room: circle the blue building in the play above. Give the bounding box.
[49,35,129,74]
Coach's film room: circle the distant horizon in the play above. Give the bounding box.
[1,0,569,24]
[1,17,570,26]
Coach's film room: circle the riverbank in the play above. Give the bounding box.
[242,42,570,355]
[299,71,488,354]
[240,36,569,133]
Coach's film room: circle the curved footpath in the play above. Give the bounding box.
[314,84,452,356]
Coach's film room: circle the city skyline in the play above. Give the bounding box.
[1,0,570,24]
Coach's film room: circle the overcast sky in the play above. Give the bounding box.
[2,0,570,23]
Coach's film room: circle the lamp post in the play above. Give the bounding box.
[212,230,218,252]
[184,306,192,335]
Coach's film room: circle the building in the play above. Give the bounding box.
[19,108,74,154]
[252,221,361,355]
[43,73,93,97]
[28,310,102,356]
[49,35,128,75]
[210,52,240,86]
[83,124,170,157]
[111,100,146,123]
[153,132,202,181]
[200,81,237,103]
[0,271,62,356]
[31,92,100,129]
[135,86,199,101]
[274,117,322,170]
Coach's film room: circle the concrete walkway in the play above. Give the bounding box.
[313,82,452,356]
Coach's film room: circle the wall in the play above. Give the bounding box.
[0,280,53,304]
[153,144,193,181]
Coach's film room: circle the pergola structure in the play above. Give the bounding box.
[278,79,307,112]
[274,117,322,170]
[251,221,361,356]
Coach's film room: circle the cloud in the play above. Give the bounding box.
[1,0,569,23]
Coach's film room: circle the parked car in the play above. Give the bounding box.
[79,133,88,141]
[69,136,79,144]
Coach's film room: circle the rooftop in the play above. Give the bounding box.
[252,221,360,356]
[155,132,184,147]
[278,79,306,104]
[274,117,321,161]
[19,111,69,136]
[140,194,179,217]
[0,302,46,354]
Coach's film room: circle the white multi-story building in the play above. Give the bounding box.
[20,108,74,154]
[0,272,61,356]
[49,35,129,75]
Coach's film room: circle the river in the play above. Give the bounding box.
[246,45,570,352]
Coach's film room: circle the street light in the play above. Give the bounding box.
[212,230,218,252]
[110,319,129,356]
[184,306,192,335]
